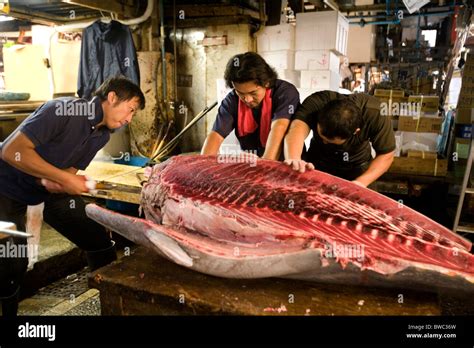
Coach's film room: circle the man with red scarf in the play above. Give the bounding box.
[201,52,299,160]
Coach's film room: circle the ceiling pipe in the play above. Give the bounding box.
[54,0,153,32]
[349,10,455,26]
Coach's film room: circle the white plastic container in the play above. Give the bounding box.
[300,70,341,91]
[275,69,300,87]
[260,50,295,70]
[295,11,349,55]
[295,49,340,72]
[257,23,295,52]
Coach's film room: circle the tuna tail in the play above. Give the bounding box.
[85,204,193,267]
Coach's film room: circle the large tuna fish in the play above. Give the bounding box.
[85,155,474,292]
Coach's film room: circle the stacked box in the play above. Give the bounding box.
[259,50,295,70]
[457,54,474,108]
[274,69,300,88]
[257,24,295,52]
[257,24,299,88]
[407,95,439,113]
[295,50,340,71]
[456,54,474,123]
[295,11,348,55]
[397,117,442,133]
[292,11,347,95]
[300,70,340,91]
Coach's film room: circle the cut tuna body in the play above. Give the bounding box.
[85,155,474,292]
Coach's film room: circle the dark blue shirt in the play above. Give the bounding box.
[0,96,110,205]
[212,79,300,155]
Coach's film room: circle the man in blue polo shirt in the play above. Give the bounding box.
[0,76,145,316]
[201,52,299,160]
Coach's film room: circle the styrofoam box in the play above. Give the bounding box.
[295,50,340,72]
[295,11,349,55]
[297,88,315,101]
[300,70,340,91]
[257,24,295,52]
[260,50,295,70]
[275,69,300,87]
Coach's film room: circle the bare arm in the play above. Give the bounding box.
[353,151,395,187]
[283,119,314,173]
[1,131,88,194]
[284,119,310,160]
[262,118,290,160]
[201,131,224,156]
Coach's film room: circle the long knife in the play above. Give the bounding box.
[94,101,218,183]
[0,228,33,238]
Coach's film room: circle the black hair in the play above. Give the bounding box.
[318,99,362,139]
[224,52,278,89]
[92,76,146,110]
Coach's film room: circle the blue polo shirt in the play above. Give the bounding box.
[0,96,110,205]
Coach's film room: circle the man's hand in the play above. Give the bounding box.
[284,159,315,173]
[58,174,90,195]
[352,180,366,188]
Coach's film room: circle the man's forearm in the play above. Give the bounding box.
[262,120,290,160]
[354,151,395,187]
[284,120,310,160]
[3,146,71,184]
[201,131,224,156]
[65,167,78,174]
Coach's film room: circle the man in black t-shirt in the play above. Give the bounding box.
[284,91,395,187]
[201,52,299,160]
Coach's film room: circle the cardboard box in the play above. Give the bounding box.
[457,94,474,108]
[456,108,474,124]
[459,85,474,97]
[376,96,411,116]
[462,63,474,78]
[275,69,300,87]
[347,24,375,63]
[408,95,439,112]
[406,150,438,159]
[257,24,295,52]
[260,50,295,70]
[461,75,474,88]
[389,157,447,176]
[397,116,443,133]
[295,11,349,55]
[374,89,405,98]
[294,50,340,72]
[300,70,340,91]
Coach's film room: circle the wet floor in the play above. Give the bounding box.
[18,267,101,316]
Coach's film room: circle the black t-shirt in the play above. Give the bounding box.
[295,91,396,171]
[212,79,300,156]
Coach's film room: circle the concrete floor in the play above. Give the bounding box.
[18,224,101,316]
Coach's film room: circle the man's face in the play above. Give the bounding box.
[232,81,267,109]
[316,124,349,145]
[103,93,140,129]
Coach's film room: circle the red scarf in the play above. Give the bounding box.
[237,89,272,147]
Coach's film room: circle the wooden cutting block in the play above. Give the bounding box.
[79,161,144,204]
[89,246,444,316]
